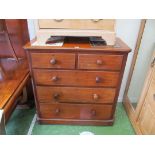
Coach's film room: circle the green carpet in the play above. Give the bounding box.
[6,103,135,135]
[32,104,135,135]
[6,108,35,135]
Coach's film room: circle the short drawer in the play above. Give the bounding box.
[31,53,75,69]
[78,54,123,70]
[36,86,116,104]
[34,70,120,87]
[39,103,113,120]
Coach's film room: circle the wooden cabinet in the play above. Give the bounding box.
[137,62,155,134]
[124,49,155,134]
[0,20,32,122]
[24,37,131,125]
[35,19,116,45]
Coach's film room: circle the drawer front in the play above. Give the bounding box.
[31,53,75,69]
[38,19,115,31]
[39,103,113,120]
[78,54,123,71]
[36,86,116,104]
[34,70,120,87]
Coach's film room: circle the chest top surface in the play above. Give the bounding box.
[24,37,131,53]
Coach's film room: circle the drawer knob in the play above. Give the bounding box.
[96,76,101,83]
[55,108,60,114]
[53,93,60,100]
[54,19,63,22]
[91,110,96,116]
[153,94,155,100]
[96,60,103,65]
[50,58,57,65]
[52,76,59,82]
[93,94,99,100]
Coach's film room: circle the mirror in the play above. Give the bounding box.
[128,19,155,109]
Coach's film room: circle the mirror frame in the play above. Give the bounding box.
[123,19,146,134]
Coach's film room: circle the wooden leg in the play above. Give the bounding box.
[0,110,6,135]
[25,78,34,108]
[17,78,34,109]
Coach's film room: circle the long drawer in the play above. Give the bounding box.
[34,70,120,87]
[38,19,115,30]
[78,54,123,71]
[39,103,113,120]
[31,53,76,69]
[36,86,116,104]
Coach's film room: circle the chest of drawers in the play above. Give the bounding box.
[24,37,131,125]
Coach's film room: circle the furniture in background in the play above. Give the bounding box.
[136,51,155,134]
[24,37,131,125]
[0,59,29,121]
[34,19,116,45]
[123,19,155,134]
[0,19,33,123]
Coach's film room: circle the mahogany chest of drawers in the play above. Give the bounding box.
[24,37,131,125]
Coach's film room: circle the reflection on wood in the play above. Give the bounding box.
[0,58,29,121]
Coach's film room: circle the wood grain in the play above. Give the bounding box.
[36,86,116,104]
[31,53,75,69]
[38,19,115,30]
[24,37,131,53]
[137,67,155,134]
[37,118,114,126]
[25,37,131,125]
[39,103,113,120]
[34,69,120,87]
[0,19,30,122]
[78,54,123,71]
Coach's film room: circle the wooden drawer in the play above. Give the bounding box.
[36,86,116,104]
[38,19,115,31]
[34,70,120,87]
[78,54,123,70]
[31,53,75,69]
[39,103,113,120]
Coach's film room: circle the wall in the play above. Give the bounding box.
[27,19,141,102]
[128,19,155,103]
[116,19,141,102]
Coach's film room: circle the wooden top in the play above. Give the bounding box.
[24,37,131,53]
[0,58,29,109]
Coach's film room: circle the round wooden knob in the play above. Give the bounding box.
[96,60,103,65]
[91,19,101,22]
[96,76,101,83]
[52,76,59,82]
[153,94,155,100]
[53,93,60,100]
[93,94,99,100]
[54,19,63,22]
[55,108,60,114]
[50,58,56,65]
[91,110,96,116]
